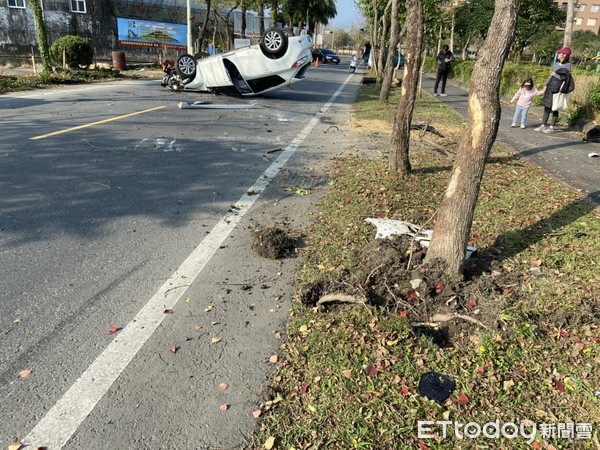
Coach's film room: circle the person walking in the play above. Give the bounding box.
[433,45,454,97]
[509,78,540,128]
[535,47,575,133]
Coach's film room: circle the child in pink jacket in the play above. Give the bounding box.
[510,78,540,128]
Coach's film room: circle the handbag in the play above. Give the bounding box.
[552,92,568,112]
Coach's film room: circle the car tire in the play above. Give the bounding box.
[281,27,295,37]
[260,27,289,58]
[335,61,340,65]
[175,53,196,80]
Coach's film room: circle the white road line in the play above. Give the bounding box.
[24,77,352,449]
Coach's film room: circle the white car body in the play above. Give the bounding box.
[164,30,313,96]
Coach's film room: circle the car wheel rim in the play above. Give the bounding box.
[263,31,283,52]
[178,56,195,76]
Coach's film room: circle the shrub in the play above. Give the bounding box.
[50,35,93,68]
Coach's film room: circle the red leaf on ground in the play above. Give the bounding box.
[418,443,430,450]
[543,186,552,191]
[560,329,570,338]
[169,346,177,354]
[342,369,352,379]
[466,299,478,311]
[435,283,445,292]
[477,366,485,375]
[19,369,32,378]
[458,394,469,404]
[218,383,228,391]
[555,380,565,393]
[401,388,409,395]
[406,290,419,303]
[503,288,512,294]
[531,440,542,449]
[400,310,407,318]
[109,326,119,334]
[301,385,309,394]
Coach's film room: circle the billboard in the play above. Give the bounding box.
[117,18,187,50]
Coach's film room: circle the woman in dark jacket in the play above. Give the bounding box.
[535,48,575,133]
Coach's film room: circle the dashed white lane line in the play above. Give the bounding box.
[24,76,353,449]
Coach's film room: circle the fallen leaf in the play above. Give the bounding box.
[301,385,309,394]
[163,308,173,314]
[406,289,419,303]
[477,366,485,375]
[313,376,321,383]
[19,369,32,378]
[211,337,221,344]
[555,380,565,393]
[400,388,409,395]
[299,324,308,333]
[458,394,469,404]
[264,436,275,449]
[218,383,229,391]
[204,305,213,312]
[365,364,379,377]
[560,329,570,338]
[219,404,228,412]
[342,369,352,379]
[194,325,202,331]
[418,443,430,450]
[109,325,119,334]
[8,443,23,450]
[307,404,317,412]
[13,319,22,324]
[503,379,515,391]
[269,354,279,364]
[169,346,177,354]
[400,310,407,318]
[185,297,191,303]
[466,298,478,311]
[435,282,445,292]
[252,409,261,418]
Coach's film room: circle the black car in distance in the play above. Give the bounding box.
[312,48,341,64]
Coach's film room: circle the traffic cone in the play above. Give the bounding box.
[315,58,319,68]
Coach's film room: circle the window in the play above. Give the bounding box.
[587,18,597,26]
[8,0,26,8]
[70,0,86,13]
[576,17,583,24]
[579,3,586,10]
[591,4,600,11]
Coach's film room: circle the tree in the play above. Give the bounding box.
[27,0,52,73]
[511,0,564,62]
[379,0,400,102]
[423,0,519,278]
[388,0,424,177]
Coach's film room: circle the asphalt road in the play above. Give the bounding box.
[0,61,362,449]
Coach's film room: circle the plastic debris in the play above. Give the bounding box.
[178,101,259,109]
[365,218,477,259]
[418,371,456,402]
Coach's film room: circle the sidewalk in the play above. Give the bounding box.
[421,75,600,206]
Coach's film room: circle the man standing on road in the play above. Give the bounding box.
[434,45,454,97]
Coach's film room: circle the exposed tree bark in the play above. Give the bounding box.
[423,0,519,277]
[26,0,52,72]
[380,0,401,102]
[388,0,424,176]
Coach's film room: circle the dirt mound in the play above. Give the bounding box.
[251,227,296,259]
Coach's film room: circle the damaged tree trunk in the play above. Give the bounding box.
[380,0,401,102]
[388,0,424,176]
[424,0,519,277]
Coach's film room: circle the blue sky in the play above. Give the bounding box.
[330,0,365,27]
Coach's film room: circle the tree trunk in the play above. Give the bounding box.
[388,0,424,176]
[241,0,247,38]
[377,0,392,82]
[423,0,518,278]
[258,1,265,36]
[379,0,399,102]
[26,0,52,73]
[196,0,212,52]
[370,0,380,73]
[270,0,278,23]
[564,0,575,48]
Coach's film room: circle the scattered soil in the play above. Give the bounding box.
[296,236,525,345]
[251,227,296,259]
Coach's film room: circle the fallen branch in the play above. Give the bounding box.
[317,293,365,307]
[431,313,490,329]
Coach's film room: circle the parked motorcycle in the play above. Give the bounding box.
[349,55,358,73]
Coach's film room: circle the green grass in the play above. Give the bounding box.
[253,87,599,450]
[0,68,126,94]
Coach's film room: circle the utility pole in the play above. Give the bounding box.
[563,0,575,48]
[187,0,193,54]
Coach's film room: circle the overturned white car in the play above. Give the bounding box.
[161,28,313,96]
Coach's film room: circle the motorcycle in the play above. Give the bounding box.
[160,59,183,91]
[349,55,358,73]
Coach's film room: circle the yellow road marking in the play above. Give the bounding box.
[30,106,166,140]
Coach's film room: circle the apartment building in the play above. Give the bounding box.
[557,1,600,34]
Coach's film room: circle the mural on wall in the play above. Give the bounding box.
[117,17,187,50]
